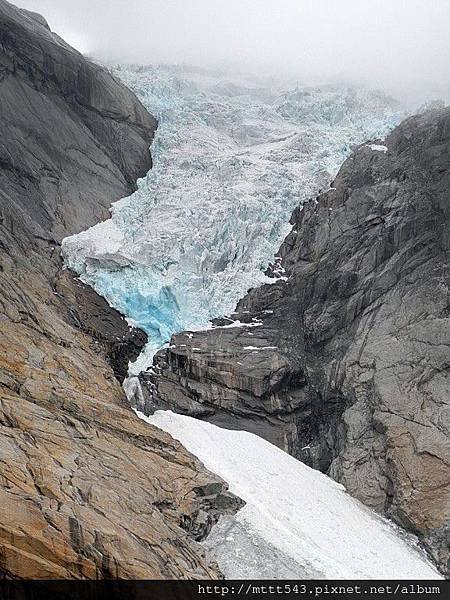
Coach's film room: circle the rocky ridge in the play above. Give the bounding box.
[0,0,240,578]
[142,108,450,574]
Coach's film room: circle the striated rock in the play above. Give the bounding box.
[136,320,305,453]
[0,328,241,578]
[146,108,450,574]
[0,0,240,578]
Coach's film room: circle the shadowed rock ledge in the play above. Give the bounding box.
[0,0,241,578]
[143,107,450,574]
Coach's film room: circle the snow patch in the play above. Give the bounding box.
[243,345,277,350]
[367,143,388,152]
[212,319,263,329]
[139,410,441,580]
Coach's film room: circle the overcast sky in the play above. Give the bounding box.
[18,0,450,99]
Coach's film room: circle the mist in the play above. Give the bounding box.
[18,0,450,101]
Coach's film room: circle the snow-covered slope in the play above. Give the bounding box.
[141,410,441,580]
[62,65,404,372]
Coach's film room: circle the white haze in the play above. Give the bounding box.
[18,0,450,102]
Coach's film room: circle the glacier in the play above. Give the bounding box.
[141,410,441,579]
[62,65,405,372]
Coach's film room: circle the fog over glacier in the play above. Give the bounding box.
[21,0,447,372]
[19,0,450,101]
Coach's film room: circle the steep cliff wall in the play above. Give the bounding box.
[146,107,450,574]
[0,0,239,578]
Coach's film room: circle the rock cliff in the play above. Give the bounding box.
[144,108,450,574]
[0,0,239,578]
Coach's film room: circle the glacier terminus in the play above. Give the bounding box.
[62,65,404,373]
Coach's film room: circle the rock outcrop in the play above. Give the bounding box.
[144,108,450,574]
[0,0,240,578]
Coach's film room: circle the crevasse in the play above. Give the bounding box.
[62,65,404,373]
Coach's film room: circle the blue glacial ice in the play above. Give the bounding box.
[62,65,405,373]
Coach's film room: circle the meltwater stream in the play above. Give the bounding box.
[62,65,404,373]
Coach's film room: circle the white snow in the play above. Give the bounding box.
[212,319,263,329]
[140,410,441,580]
[243,345,277,350]
[368,143,388,152]
[265,275,288,283]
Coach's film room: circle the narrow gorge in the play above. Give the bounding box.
[63,64,449,577]
[0,0,448,582]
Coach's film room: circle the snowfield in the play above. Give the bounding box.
[62,65,404,373]
[140,410,441,580]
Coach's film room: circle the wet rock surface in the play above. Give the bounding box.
[146,108,450,574]
[0,0,240,578]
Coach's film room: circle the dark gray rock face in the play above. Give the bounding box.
[146,108,450,574]
[54,269,148,383]
[0,0,156,242]
[0,0,239,579]
[0,0,154,382]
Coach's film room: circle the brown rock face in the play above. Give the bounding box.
[0,0,239,579]
[0,327,236,578]
[145,108,450,574]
